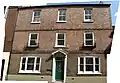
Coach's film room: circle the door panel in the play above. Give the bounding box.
[55,57,64,80]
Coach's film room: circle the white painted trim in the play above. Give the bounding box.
[77,56,101,74]
[52,57,56,82]
[64,55,67,83]
[55,33,66,47]
[52,49,67,56]
[2,52,10,81]
[84,32,95,46]
[28,33,39,47]
[31,10,40,23]
[19,56,41,74]
[84,8,93,22]
[56,21,67,23]
[31,22,40,24]
[52,49,67,83]
[57,9,67,22]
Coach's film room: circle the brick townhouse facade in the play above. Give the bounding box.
[3,4,113,83]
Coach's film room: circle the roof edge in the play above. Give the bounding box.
[8,4,111,9]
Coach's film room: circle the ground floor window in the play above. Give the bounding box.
[78,56,101,74]
[19,56,41,73]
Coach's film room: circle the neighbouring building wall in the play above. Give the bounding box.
[4,7,18,52]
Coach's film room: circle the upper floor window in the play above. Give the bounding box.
[31,10,40,23]
[28,33,39,47]
[57,9,67,22]
[55,33,66,47]
[84,8,93,22]
[19,56,41,73]
[78,56,101,74]
[84,32,94,46]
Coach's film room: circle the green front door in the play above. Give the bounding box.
[55,57,64,80]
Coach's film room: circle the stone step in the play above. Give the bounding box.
[54,81,63,83]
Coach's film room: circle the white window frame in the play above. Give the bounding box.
[28,33,39,47]
[19,56,42,73]
[57,9,67,23]
[55,33,66,47]
[78,56,101,74]
[84,32,95,46]
[84,8,93,22]
[31,10,40,23]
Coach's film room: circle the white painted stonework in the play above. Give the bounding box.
[2,52,10,81]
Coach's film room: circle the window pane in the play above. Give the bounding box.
[86,58,93,64]
[31,34,37,39]
[21,58,26,70]
[95,65,99,71]
[27,64,34,70]
[22,58,26,63]
[27,58,34,63]
[59,16,66,21]
[36,58,40,63]
[86,65,93,71]
[80,58,84,64]
[35,64,39,70]
[95,58,99,64]
[30,40,37,45]
[58,34,64,39]
[59,16,63,21]
[34,11,40,17]
[86,40,93,45]
[80,65,84,71]
[85,16,89,19]
[85,10,90,14]
[88,16,92,19]
[33,17,40,22]
[21,64,25,70]
[59,9,66,15]
[27,58,34,70]
[86,34,93,39]
[62,16,66,21]
[58,40,64,45]
[85,9,91,14]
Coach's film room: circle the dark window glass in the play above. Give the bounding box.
[31,34,37,39]
[58,34,64,39]
[27,58,34,70]
[95,58,99,64]
[80,58,84,64]
[95,65,99,71]
[86,41,93,45]
[35,65,39,70]
[21,58,26,70]
[30,40,37,45]
[58,40,64,45]
[86,58,93,64]
[86,34,93,39]
[34,11,40,17]
[86,65,93,71]
[21,64,25,70]
[80,65,84,71]
[22,58,26,63]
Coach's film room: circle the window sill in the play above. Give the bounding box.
[27,44,39,48]
[84,45,95,47]
[56,21,67,23]
[19,71,41,74]
[31,22,41,24]
[77,72,102,75]
[54,45,67,48]
[83,20,93,23]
